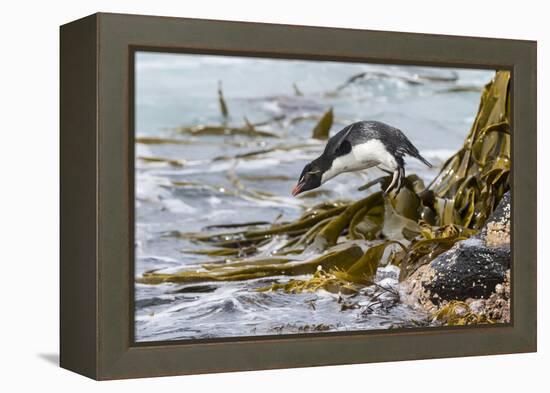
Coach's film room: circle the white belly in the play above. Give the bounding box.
[321,139,397,184]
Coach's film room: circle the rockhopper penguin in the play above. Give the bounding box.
[292,120,432,196]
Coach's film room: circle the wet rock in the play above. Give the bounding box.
[425,192,511,302]
[485,191,511,231]
[399,264,439,313]
[483,191,511,247]
[401,191,511,308]
[424,237,510,301]
[466,270,511,323]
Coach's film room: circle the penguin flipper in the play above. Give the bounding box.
[324,123,356,156]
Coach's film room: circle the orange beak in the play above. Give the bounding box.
[292,182,304,197]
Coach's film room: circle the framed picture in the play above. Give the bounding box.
[60,13,537,380]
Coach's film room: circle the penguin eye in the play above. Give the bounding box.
[299,165,309,182]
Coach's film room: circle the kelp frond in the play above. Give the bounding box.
[257,269,361,295]
[137,245,364,285]
[311,107,333,140]
[433,301,495,326]
[218,81,229,119]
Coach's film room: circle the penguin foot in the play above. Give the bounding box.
[384,166,405,196]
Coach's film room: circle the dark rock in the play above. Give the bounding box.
[467,270,511,323]
[485,191,511,228]
[482,191,511,246]
[424,238,510,301]
[419,191,511,302]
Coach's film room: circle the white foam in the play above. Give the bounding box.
[163,199,196,214]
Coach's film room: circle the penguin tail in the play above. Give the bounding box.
[394,130,433,168]
[415,153,433,168]
[401,139,433,168]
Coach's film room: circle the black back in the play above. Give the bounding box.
[322,120,432,168]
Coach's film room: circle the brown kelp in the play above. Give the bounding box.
[331,70,459,93]
[433,301,495,326]
[138,71,510,301]
[175,124,280,138]
[311,107,333,140]
[137,245,364,284]
[138,156,185,167]
[218,81,229,119]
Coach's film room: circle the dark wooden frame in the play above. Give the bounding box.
[60,12,537,380]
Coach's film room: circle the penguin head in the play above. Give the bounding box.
[292,161,323,196]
